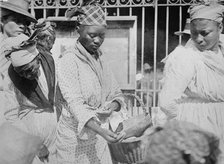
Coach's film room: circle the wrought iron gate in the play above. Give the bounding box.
[30,0,224,112]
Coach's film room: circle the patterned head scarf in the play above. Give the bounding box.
[10,45,38,67]
[65,1,107,26]
[188,2,224,23]
[34,19,56,52]
[34,19,56,39]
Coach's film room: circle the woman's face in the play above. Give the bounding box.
[2,14,29,37]
[37,34,56,52]
[190,19,222,52]
[14,57,41,80]
[78,25,106,55]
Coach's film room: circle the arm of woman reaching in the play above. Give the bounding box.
[58,53,121,142]
[96,64,129,134]
[85,118,123,143]
[153,46,196,126]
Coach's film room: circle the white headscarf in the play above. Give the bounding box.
[188,3,224,23]
[10,45,38,67]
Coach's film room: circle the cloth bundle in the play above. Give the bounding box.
[114,114,152,140]
[3,34,38,67]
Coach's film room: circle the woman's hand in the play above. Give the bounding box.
[100,128,119,143]
[86,118,119,143]
[96,101,120,118]
[116,131,127,142]
[100,128,127,143]
[104,101,120,112]
[86,117,127,143]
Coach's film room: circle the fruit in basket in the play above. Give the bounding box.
[115,114,152,140]
[108,117,153,164]
[109,120,220,164]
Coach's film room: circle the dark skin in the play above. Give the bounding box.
[37,33,56,52]
[2,9,49,163]
[14,55,49,161]
[77,24,106,55]
[77,24,124,143]
[2,12,30,37]
[190,19,223,53]
[14,55,41,80]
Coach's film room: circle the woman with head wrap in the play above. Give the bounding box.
[152,2,224,163]
[56,1,127,163]
[35,18,56,55]
[0,1,63,164]
[0,0,36,128]
[0,0,36,83]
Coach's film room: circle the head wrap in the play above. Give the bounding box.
[3,34,29,54]
[34,18,56,52]
[34,18,56,38]
[3,33,38,67]
[10,45,38,67]
[65,1,107,26]
[188,2,224,23]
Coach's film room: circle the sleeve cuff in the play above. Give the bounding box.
[78,115,100,140]
[112,97,125,109]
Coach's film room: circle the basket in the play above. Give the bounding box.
[108,93,152,164]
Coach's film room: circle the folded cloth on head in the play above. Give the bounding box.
[10,44,39,67]
[65,2,107,26]
[3,34,29,57]
[2,33,39,67]
[188,2,224,23]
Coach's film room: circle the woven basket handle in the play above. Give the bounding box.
[123,93,148,116]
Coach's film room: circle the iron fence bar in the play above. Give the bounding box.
[129,7,132,15]
[31,4,193,9]
[117,7,120,16]
[153,0,158,107]
[178,5,182,44]
[30,0,224,109]
[139,6,145,107]
[165,0,169,57]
